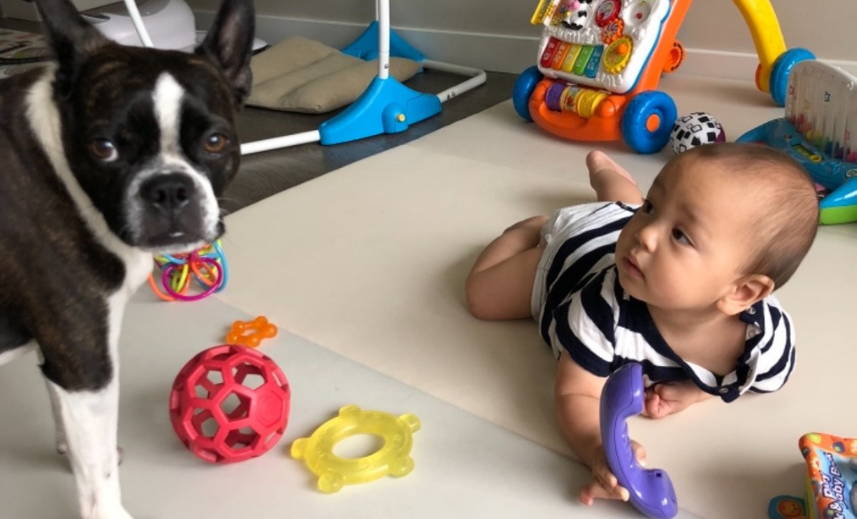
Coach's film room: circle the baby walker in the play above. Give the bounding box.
[514,0,815,153]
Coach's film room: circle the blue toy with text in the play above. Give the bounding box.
[738,61,857,225]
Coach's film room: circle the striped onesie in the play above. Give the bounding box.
[530,202,795,402]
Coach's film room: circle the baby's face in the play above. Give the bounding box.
[615,157,758,310]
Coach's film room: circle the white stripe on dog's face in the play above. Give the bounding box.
[154,73,184,156]
[123,73,221,253]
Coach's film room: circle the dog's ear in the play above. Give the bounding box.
[195,0,255,105]
[31,0,109,96]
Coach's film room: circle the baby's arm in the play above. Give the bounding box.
[555,352,646,505]
[586,151,644,205]
[643,380,713,419]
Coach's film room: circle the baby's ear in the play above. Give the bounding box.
[718,275,775,316]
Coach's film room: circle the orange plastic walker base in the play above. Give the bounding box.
[529,79,627,142]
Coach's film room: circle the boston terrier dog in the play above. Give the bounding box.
[0,0,254,516]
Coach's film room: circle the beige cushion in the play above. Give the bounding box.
[248,36,422,114]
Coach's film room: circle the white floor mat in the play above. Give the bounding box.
[2,295,697,518]
[218,73,853,518]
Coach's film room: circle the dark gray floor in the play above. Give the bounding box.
[1,15,516,212]
[228,70,515,212]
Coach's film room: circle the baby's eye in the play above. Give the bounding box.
[671,228,692,245]
[641,199,653,214]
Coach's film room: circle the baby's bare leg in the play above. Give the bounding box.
[586,151,643,205]
[465,216,547,320]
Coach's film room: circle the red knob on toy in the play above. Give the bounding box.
[169,344,291,463]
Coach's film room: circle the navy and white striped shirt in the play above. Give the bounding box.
[535,202,795,402]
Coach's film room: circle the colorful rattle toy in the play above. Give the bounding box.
[768,432,857,519]
[290,405,420,493]
[147,240,228,302]
[601,362,677,518]
[226,315,278,348]
[169,344,290,464]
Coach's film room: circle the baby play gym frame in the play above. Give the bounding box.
[115,0,486,155]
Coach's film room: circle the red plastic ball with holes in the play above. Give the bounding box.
[169,344,291,463]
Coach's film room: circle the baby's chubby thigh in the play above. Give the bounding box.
[503,215,550,236]
[465,216,549,320]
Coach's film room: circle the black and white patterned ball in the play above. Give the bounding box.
[669,112,726,154]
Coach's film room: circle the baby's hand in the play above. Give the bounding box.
[579,441,647,506]
[643,381,708,419]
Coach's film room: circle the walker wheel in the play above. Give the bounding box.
[621,91,677,154]
[769,48,815,107]
[513,66,543,121]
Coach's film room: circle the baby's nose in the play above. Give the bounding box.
[635,225,658,251]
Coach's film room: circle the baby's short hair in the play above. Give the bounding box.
[677,143,819,289]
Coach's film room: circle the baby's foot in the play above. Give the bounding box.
[586,150,636,185]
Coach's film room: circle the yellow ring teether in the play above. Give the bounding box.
[290,405,420,493]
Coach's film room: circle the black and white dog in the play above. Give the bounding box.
[0,0,254,516]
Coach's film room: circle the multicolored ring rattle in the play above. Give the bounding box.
[147,240,228,302]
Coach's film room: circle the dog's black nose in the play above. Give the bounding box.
[140,174,195,213]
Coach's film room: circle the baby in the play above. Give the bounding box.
[465,143,818,505]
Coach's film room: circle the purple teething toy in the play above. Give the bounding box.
[600,363,678,518]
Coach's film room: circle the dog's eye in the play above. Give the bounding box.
[203,133,229,154]
[89,138,118,162]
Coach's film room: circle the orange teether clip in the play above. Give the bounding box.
[226,316,278,348]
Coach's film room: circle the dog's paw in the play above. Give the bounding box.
[111,507,134,519]
[87,507,134,519]
[84,500,135,519]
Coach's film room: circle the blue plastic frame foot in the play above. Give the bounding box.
[319,76,441,145]
[341,21,425,62]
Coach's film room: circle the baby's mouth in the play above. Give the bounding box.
[623,256,645,280]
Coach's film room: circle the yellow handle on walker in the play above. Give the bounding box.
[732,0,787,93]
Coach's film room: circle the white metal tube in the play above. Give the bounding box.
[377,0,390,79]
[237,3,487,157]
[123,0,154,47]
[422,59,487,103]
[240,130,321,156]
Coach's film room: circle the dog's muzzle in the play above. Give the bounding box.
[136,172,215,250]
[141,173,194,214]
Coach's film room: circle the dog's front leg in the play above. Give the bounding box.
[44,377,132,519]
[45,378,69,455]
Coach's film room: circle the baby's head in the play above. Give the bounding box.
[615,143,818,315]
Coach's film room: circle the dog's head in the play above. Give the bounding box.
[33,0,254,254]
